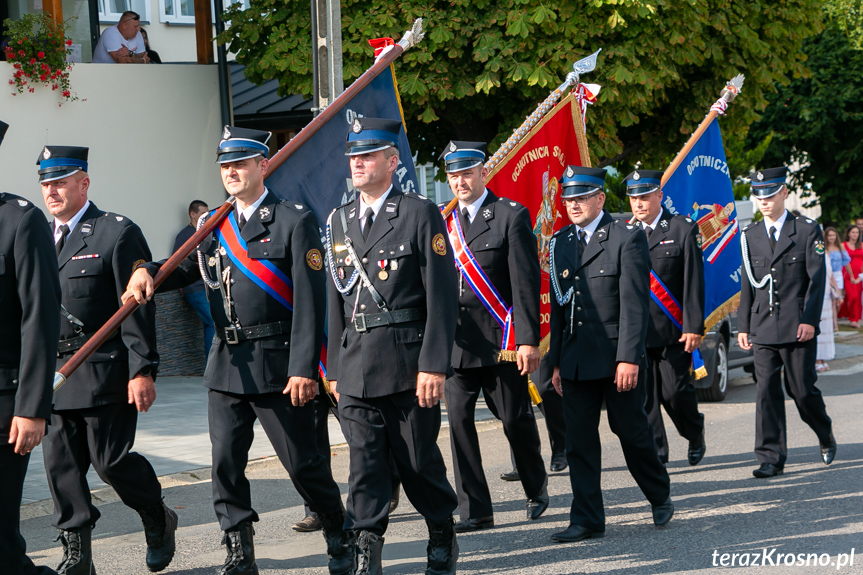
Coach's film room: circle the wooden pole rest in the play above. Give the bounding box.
[53,199,237,393]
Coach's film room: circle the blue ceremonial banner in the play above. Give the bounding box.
[264,64,419,228]
[662,120,742,329]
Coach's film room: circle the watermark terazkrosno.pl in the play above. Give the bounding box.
[712,549,855,569]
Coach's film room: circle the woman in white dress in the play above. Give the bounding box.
[817,240,839,370]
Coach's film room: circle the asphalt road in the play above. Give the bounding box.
[20,367,863,574]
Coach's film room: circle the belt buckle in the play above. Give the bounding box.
[354,313,368,333]
[224,326,240,344]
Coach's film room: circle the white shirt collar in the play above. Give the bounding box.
[239,188,269,221]
[576,210,605,244]
[359,186,393,228]
[458,188,489,223]
[764,210,789,240]
[644,210,663,231]
[54,200,91,242]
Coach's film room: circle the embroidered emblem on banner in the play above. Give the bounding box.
[433,233,447,256]
[306,249,323,270]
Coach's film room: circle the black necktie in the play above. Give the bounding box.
[461,207,471,233]
[238,213,247,231]
[55,224,70,258]
[362,207,374,240]
[577,229,587,258]
[768,226,777,253]
[644,223,652,240]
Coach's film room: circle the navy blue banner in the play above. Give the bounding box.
[264,65,418,228]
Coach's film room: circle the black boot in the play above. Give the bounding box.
[56,527,96,575]
[217,522,258,575]
[354,530,383,575]
[426,516,458,575]
[319,510,355,575]
[137,499,178,572]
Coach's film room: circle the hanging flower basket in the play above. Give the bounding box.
[2,13,80,105]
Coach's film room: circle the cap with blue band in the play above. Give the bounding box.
[346,117,401,156]
[560,165,607,198]
[37,145,89,183]
[217,125,272,164]
[749,167,787,199]
[624,169,663,196]
[438,141,487,173]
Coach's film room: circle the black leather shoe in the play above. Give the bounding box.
[499,468,520,482]
[821,434,837,465]
[550,525,604,543]
[688,431,707,466]
[550,452,567,472]
[752,463,784,478]
[389,486,400,514]
[137,500,178,572]
[218,522,258,575]
[292,514,323,532]
[651,498,674,527]
[453,517,493,533]
[526,487,549,520]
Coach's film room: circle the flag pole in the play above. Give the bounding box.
[53,19,426,393]
[661,75,745,187]
[267,18,425,173]
[440,49,602,218]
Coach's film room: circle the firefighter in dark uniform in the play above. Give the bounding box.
[548,166,673,543]
[124,127,352,575]
[437,141,548,533]
[738,166,835,478]
[325,118,459,575]
[627,169,707,466]
[38,146,176,574]
[0,120,62,575]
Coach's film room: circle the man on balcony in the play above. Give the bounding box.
[92,11,150,64]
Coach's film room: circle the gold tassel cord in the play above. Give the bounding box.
[528,378,543,405]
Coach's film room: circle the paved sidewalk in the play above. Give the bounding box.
[23,377,494,505]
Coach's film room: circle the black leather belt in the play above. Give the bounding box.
[58,333,94,356]
[216,320,292,345]
[346,308,425,333]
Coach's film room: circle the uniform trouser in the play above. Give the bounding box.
[338,391,457,535]
[753,340,833,466]
[42,403,162,529]
[561,374,670,532]
[446,363,547,519]
[304,387,400,518]
[1,445,57,575]
[536,356,566,455]
[645,344,705,461]
[208,389,343,531]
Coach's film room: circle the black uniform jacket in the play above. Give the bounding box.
[449,191,541,368]
[548,211,650,381]
[0,194,61,436]
[150,191,326,393]
[54,203,158,411]
[739,212,825,345]
[326,190,458,398]
[643,208,705,349]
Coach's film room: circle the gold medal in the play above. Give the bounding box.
[378,270,389,281]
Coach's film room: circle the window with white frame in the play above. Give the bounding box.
[98,0,150,23]
[159,0,249,25]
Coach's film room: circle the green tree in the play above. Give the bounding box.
[748,20,863,226]
[219,0,822,168]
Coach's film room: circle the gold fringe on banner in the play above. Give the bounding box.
[497,349,519,363]
[321,375,337,406]
[704,292,741,334]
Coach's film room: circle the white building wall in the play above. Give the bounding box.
[0,62,225,259]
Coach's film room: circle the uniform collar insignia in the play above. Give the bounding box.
[259,206,271,220]
[483,208,492,219]
[660,219,668,229]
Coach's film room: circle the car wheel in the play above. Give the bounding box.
[698,337,728,402]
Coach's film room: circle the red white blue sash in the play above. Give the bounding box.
[215,212,295,310]
[444,209,517,357]
[649,271,707,378]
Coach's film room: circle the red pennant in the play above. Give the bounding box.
[368,37,395,58]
